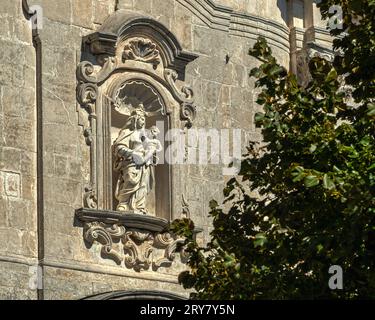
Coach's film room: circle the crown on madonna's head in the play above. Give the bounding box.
[131,103,147,117]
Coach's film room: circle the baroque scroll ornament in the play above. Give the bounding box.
[83,221,185,271]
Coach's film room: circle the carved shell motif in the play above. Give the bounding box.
[122,38,161,68]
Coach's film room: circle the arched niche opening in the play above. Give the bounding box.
[109,79,172,220]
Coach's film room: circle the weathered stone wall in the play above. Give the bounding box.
[0,0,37,300]
[0,0,331,300]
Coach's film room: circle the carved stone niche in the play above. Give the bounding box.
[75,11,199,271]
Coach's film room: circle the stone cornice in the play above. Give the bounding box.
[43,258,180,284]
[178,0,290,53]
[178,0,233,31]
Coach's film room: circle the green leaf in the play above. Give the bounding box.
[367,103,375,116]
[359,136,370,147]
[250,67,262,78]
[254,112,265,127]
[254,233,268,248]
[292,172,305,182]
[269,65,285,77]
[316,244,324,254]
[326,68,338,82]
[309,144,317,153]
[209,200,218,209]
[323,174,336,190]
[304,175,320,188]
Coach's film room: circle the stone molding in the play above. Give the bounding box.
[42,258,180,283]
[177,0,290,53]
[94,11,198,76]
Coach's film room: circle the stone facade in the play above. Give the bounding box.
[0,0,332,300]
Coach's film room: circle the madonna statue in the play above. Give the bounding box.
[112,105,162,215]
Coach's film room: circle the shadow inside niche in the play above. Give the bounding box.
[277,0,289,26]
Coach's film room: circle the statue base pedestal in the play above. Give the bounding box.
[75,208,186,271]
[76,208,169,232]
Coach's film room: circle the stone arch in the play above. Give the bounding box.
[82,290,186,300]
[89,10,198,78]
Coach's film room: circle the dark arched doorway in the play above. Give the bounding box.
[82,290,187,300]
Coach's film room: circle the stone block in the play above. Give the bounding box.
[44,124,79,149]
[68,158,82,181]
[43,151,54,176]
[20,151,36,176]
[54,143,77,157]
[4,171,21,198]
[186,199,204,226]
[43,45,76,85]
[193,25,215,56]
[0,286,14,300]
[219,85,231,105]
[14,18,33,44]
[225,36,248,65]
[23,66,36,97]
[0,115,3,147]
[0,41,26,66]
[21,231,37,257]
[12,288,37,300]
[0,147,21,172]
[172,6,192,50]
[44,176,81,205]
[54,154,68,177]
[93,0,112,24]
[0,173,4,196]
[45,202,75,235]
[21,174,36,202]
[72,0,93,29]
[44,232,75,260]
[3,116,35,152]
[230,86,252,109]
[43,95,75,126]
[152,0,175,18]
[133,0,152,14]
[116,0,133,10]
[0,17,12,39]
[0,262,34,292]
[0,62,24,88]
[197,55,234,85]
[0,0,21,17]
[233,63,247,87]
[92,282,113,294]
[0,227,23,254]
[0,196,8,227]
[8,198,29,230]
[25,45,36,69]
[1,85,35,119]
[40,20,82,48]
[36,0,72,25]
[201,81,221,112]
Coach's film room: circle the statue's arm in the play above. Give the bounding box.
[114,143,134,159]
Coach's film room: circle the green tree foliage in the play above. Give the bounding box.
[173,0,375,299]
